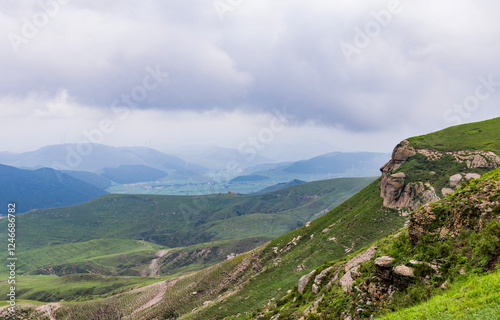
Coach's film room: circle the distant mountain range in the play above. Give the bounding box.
[0,144,207,184]
[0,164,107,213]
[241,151,391,181]
[0,144,391,197]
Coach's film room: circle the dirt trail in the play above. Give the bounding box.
[126,281,167,319]
[149,250,170,277]
[141,249,170,277]
[125,275,188,319]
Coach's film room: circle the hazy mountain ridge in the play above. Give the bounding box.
[0,164,108,213]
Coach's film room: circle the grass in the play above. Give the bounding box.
[0,239,166,276]
[407,116,500,154]
[33,178,405,319]
[0,177,374,253]
[0,274,167,303]
[377,269,500,320]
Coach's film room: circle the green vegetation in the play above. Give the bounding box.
[0,177,374,252]
[0,274,167,303]
[259,168,500,319]
[165,179,405,319]
[0,164,107,213]
[408,116,500,153]
[3,118,499,319]
[0,239,166,276]
[377,269,500,320]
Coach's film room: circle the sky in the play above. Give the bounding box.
[0,0,499,162]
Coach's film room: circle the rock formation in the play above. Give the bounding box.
[380,140,439,208]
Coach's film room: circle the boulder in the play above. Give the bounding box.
[298,270,315,294]
[312,284,319,294]
[449,174,463,186]
[374,256,394,281]
[393,265,415,278]
[465,173,481,180]
[374,256,394,268]
[314,267,333,286]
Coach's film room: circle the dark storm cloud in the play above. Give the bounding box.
[1,0,500,133]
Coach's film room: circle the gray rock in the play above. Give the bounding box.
[465,173,481,180]
[393,265,415,278]
[312,284,319,294]
[314,266,333,286]
[298,270,315,294]
[442,188,454,197]
[450,174,463,186]
[374,256,394,268]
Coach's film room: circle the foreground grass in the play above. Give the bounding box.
[378,269,500,320]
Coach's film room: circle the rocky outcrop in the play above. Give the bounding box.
[380,140,440,208]
[380,141,416,208]
[416,149,500,169]
[298,270,315,294]
[409,170,500,244]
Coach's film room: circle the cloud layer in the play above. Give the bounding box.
[0,0,499,159]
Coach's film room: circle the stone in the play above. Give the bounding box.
[442,188,454,197]
[393,265,415,278]
[374,256,394,268]
[312,284,319,294]
[298,270,315,294]
[465,173,481,180]
[450,174,463,186]
[314,267,333,286]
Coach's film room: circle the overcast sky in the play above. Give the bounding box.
[0,0,499,161]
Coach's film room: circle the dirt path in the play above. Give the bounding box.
[148,250,170,277]
[124,274,188,319]
[141,249,170,277]
[126,281,167,319]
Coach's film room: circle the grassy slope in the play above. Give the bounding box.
[0,239,166,275]
[0,177,374,253]
[44,179,404,319]
[377,269,500,320]
[0,274,167,303]
[408,116,500,153]
[398,117,500,197]
[260,167,500,319]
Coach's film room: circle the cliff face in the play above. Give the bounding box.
[380,139,500,209]
[380,140,439,209]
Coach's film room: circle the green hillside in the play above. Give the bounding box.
[408,116,500,153]
[0,164,107,213]
[229,167,499,319]
[0,177,373,252]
